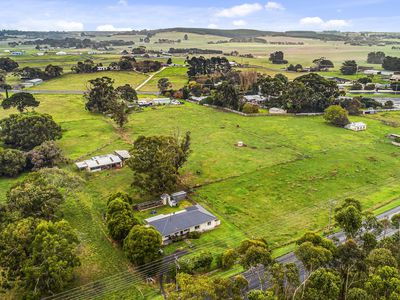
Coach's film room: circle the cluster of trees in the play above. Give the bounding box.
[0,57,19,72]
[104,192,162,268]
[164,199,400,300]
[169,48,223,55]
[367,51,386,64]
[84,77,138,128]
[23,37,133,49]
[313,57,334,69]
[0,170,82,298]
[187,56,231,77]
[0,93,64,177]
[269,51,288,64]
[324,105,350,127]
[17,64,63,80]
[382,56,400,71]
[72,59,99,73]
[127,132,191,195]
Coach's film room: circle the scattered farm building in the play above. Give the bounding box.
[190,96,208,102]
[345,122,367,131]
[161,191,187,207]
[97,66,108,71]
[243,95,267,105]
[152,98,172,105]
[145,204,220,245]
[11,51,23,56]
[21,78,43,88]
[391,75,400,82]
[75,150,130,172]
[56,51,67,56]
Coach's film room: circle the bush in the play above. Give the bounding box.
[350,82,363,90]
[0,148,26,177]
[187,231,201,239]
[221,249,238,269]
[364,83,376,90]
[324,105,350,127]
[199,96,213,105]
[242,102,259,114]
[27,141,65,170]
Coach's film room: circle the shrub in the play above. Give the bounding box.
[242,102,259,114]
[364,83,376,90]
[27,141,65,170]
[0,148,27,177]
[187,231,201,239]
[324,105,350,127]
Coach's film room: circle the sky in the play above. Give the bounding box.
[0,0,399,32]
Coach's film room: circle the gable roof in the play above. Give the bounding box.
[145,205,217,236]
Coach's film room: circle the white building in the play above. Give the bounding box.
[152,98,171,105]
[97,66,108,71]
[243,95,267,105]
[75,150,130,172]
[145,205,220,245]
[269,107,287,114]
[345,122,367,131]
[21,78,43,88]
[56,51,67,56]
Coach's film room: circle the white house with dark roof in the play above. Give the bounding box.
[145,205,220,244]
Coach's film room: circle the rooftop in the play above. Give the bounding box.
[145,205,217,236]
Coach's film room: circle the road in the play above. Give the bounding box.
[8,89,160,95]
[135,66,166,91]
[243,205,400,291]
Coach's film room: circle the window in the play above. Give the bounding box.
[207,221,211,226]
[195,225,200,230]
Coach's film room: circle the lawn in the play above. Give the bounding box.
[29,71,148,91]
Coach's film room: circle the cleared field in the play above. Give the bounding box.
[139,66,188,92]
[29,71,148,91]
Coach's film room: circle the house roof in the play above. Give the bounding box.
[243,95,267,102]
[75,154,122,169]
[114,150,131,160]
[145,205,218,237]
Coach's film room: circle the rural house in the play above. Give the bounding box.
[243,95,267,105]
[145,204,220,244]
[75,150,131,172]
[345,122,367,131]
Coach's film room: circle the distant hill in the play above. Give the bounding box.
[144,27,347,41]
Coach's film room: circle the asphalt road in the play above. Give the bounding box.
[243,205,400,291]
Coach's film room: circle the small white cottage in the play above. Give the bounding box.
[345,122,367,131]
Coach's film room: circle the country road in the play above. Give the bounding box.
[135,66,166,91]
[8,89,160,95]
[242,205,400,291]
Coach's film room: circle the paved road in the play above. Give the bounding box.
[8,89,160,95]
[243,205,400,291]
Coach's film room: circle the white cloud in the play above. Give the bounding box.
[207,23,219,29]
[54,21,84,31]
[96,24,132,31]
[233,20,247,26]
[118,0,128,5]
[216,3,263,18]
[300,17,324,26]
[265,1,284,11]
[299,16,350,29]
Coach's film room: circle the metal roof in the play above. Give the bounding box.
[145,205,218,236]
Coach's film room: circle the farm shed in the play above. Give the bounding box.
[345,122,367,131]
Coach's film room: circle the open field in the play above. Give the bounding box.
[139,66,188,92]
[29,71,149,91]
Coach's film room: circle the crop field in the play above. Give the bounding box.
[29,71,149,91]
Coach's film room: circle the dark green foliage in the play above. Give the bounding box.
[128,133,191,194]
[324,105,350,127]
[72,59,98,73]
[186,56,231,77]
[367,52,385,64]
[158,77,172,94]
[134,60,162,73]
[110,101,129,128]
[23,219,80,299]
[269,51,288,64]
[0,57,19,72]
[18,64,63,80]
[212,81,241,110]
[357,77,372,84]
[123,225,162,266]
[118,56,136,71]
[341,60,358,75]
[6,175,64,220]
[313,57,334,69]
[0,148,26,177]
[382,56,400,71]
[340,97,362,115]
[115,84,138,102]
[350,82,363,90]
[258,75,285,97]
[221,249,238,269]
[84,77,117,113]
[27,141,65,170]
[334,199,363,238]
[242,102,259,114]
[1,92,40,112]
[303,268,341,300]
[106,194,139,242]
[0,112,62,150]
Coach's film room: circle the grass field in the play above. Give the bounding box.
[29,71,149,91]
[1,94,400,297]
[139,66,189,92]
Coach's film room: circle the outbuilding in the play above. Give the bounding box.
[345,122,367,131]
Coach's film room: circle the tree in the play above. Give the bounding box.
[366,248,397,272]
[0,148,26,177]
[357,77,372,85]
[128,133,191,194]
[110,101,129,128]
[335,202,363,239]
[118,56,136,71]
[106,196,139,242]
[341,60,358,75]
[303,268,341,300]
[367,52,385,64]
[168,273,217,300]
[258,75,285,98]
[6,175,64,220]
[213,81,241,110]
[295,242,333,273]
[391,213,400,231]
[221,249,238,269]
[72,59,97,73]
[313,57,334,69]
[382,56,400,71]
[0,57,19,72]
[27,141,65,170]
[23,219,80,299]
[167,57,172,65]
[247,290,277,300]
[324,105,350,127]
[1,92,40,112]
[0,112,62,150]
[158,78,172,94]
[123,225,162,267]
[186,56,231,77]
[44,64,63,78]
[365,266,400,299]
[347,288,369,300]
[115,84,138,103]
[0,82,12,99]
[184,34,189,41]
[84,77,117,113]
[269,51,288,64]
[384,100,394,109]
